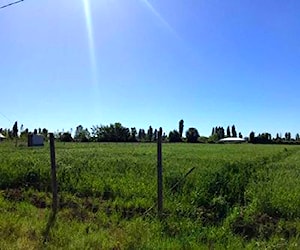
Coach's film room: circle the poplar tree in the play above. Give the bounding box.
[12,121,18,147]
[232,125,237,137]
[179,119,184,138]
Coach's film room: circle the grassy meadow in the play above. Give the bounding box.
[1,141,300,249]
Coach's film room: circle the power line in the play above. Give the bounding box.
[0,0,24,9]
[0,111,12,123]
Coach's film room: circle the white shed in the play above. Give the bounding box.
[0,133,5,141]
[218,137,246,143]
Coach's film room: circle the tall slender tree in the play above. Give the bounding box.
[232,125,237,137]
[226,126,231,137]
[12,121,18,147]
[211,127,215,136]
[286,132,291,141]
[12,121,18,137]
[147,126,153,142]
[249,131,255,143]
[179,119,184,138]
[138,129,146,141]
[130,127,137,142]
[153,129,158,141]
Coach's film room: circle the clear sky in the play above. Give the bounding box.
[1,0,300,137]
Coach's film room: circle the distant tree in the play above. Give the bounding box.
[153,129,158,141]
[275,133,282,143]
[12,121,18,138]
[90,123,130,142]
[215,126,225,140]
[74,125,90,142]
[137,129,141,140]
[74,125,84,140]
[248,132,272,144]
[109,123,128,142]
[12,121,18,147]
[138,129,146,141]
[115,123,130,142]
[226,126,231,137]
[208,133,219,143]
[257,133,272,144]
[186,127,199,143]
[238,132,243,138]
[82,129,91,142]
[60,132,73,142]
[198,136,208,143]
[285,132,291,141]
[296,133,300,141]
[20,128,29,140]
[169,130,181,142]
[162,132,168,141]
[42,128,48,140]
[33,129,38,135]
[130,127,137,142]
[249,131,255,143]
[6,129,13,139]
[211,127,215,136]
[212,126,220,140]
[267,133,272,141]
[179,119,184,138]
[147,126,153,142]
[91,125,99,139]
[232,125,237,137]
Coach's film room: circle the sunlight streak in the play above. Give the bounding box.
[140,0,180,39]
[82,0,99,88]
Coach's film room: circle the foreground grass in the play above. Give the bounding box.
[1,142,300,249]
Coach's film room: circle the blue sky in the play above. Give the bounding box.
[1,0,300,137]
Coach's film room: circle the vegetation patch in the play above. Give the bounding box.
[1,142,300,248]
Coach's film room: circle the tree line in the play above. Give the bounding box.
[1,120,300,144]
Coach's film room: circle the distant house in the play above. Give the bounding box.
[218,137,246,143]
[0,133,6,141]
[28,134,44,147]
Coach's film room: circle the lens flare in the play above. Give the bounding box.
[82,0,98,87]
[140,0,180,39]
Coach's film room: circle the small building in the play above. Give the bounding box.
[0,133,5,141]
[28,134,44,147]
[218,137,246,143]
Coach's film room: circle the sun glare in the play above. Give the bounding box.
[82,0,98,87]
[140,0,179,39]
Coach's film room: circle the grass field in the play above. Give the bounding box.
[1,141,300,249]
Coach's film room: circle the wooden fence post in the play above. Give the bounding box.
[157,127,163,218]
[49,133,58,214]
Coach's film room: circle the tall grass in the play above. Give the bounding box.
[1,142,300,248]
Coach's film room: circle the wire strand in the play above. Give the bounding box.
[0,0,24,9]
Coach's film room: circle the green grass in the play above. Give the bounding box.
[1,141,300,249]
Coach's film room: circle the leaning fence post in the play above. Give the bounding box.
[157,127,163,218]
[49,133,58,214]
